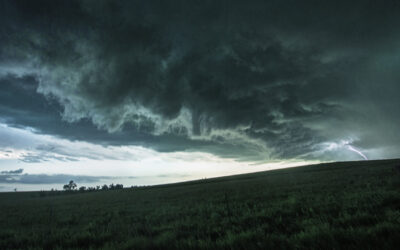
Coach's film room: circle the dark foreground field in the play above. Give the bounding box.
[1,159,400,249]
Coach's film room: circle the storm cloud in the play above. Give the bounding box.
[0,173,108,184]
[1,0,400,161]
[0,167,105,185]
[1,168,23,174]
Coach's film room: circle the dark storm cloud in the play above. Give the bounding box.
[0,73,221,155]
[1,0,400,161]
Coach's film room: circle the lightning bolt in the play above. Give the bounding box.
[324,139,369,161]
[346,145,368,160]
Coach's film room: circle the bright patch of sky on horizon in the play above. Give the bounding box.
[0,124,317,191]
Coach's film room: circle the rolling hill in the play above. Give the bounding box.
[1,159,399,249]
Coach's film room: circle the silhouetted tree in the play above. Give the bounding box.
[101,184,109,190]
[79,186,86,192]
[63,180,77,191]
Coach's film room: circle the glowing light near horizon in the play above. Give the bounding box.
[0,123,315,182]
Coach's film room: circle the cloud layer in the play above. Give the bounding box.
[0,167,104,185]
[1,0,400,161]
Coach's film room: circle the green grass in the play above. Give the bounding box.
[1,159,400,249]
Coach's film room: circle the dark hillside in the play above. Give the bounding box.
[1,159,399,249]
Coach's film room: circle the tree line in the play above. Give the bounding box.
[63,180,123,192]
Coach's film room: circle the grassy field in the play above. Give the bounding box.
[1,159,399,249]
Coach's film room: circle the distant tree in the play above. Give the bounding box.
[96,185,100,190]
[79,186,86,192]
[14,188,17,192]
[63,180,77,191]
[109,183,115,190]
[115,184,123,189]
[101,184,109,190]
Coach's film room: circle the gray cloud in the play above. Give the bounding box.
[0,166,106,185]
[1,168,23,174]
[0,173,109,184]
[0,0,400,161]
[18,152,79,163]
[157,174,190,178]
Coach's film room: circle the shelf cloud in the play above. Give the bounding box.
[1,0,400,163]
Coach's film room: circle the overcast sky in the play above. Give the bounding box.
[1,0,399,191]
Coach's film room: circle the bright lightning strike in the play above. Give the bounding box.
[324,139,368,160]
[346,145,368,160]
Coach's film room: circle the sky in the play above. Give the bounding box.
[1,0,400,191]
